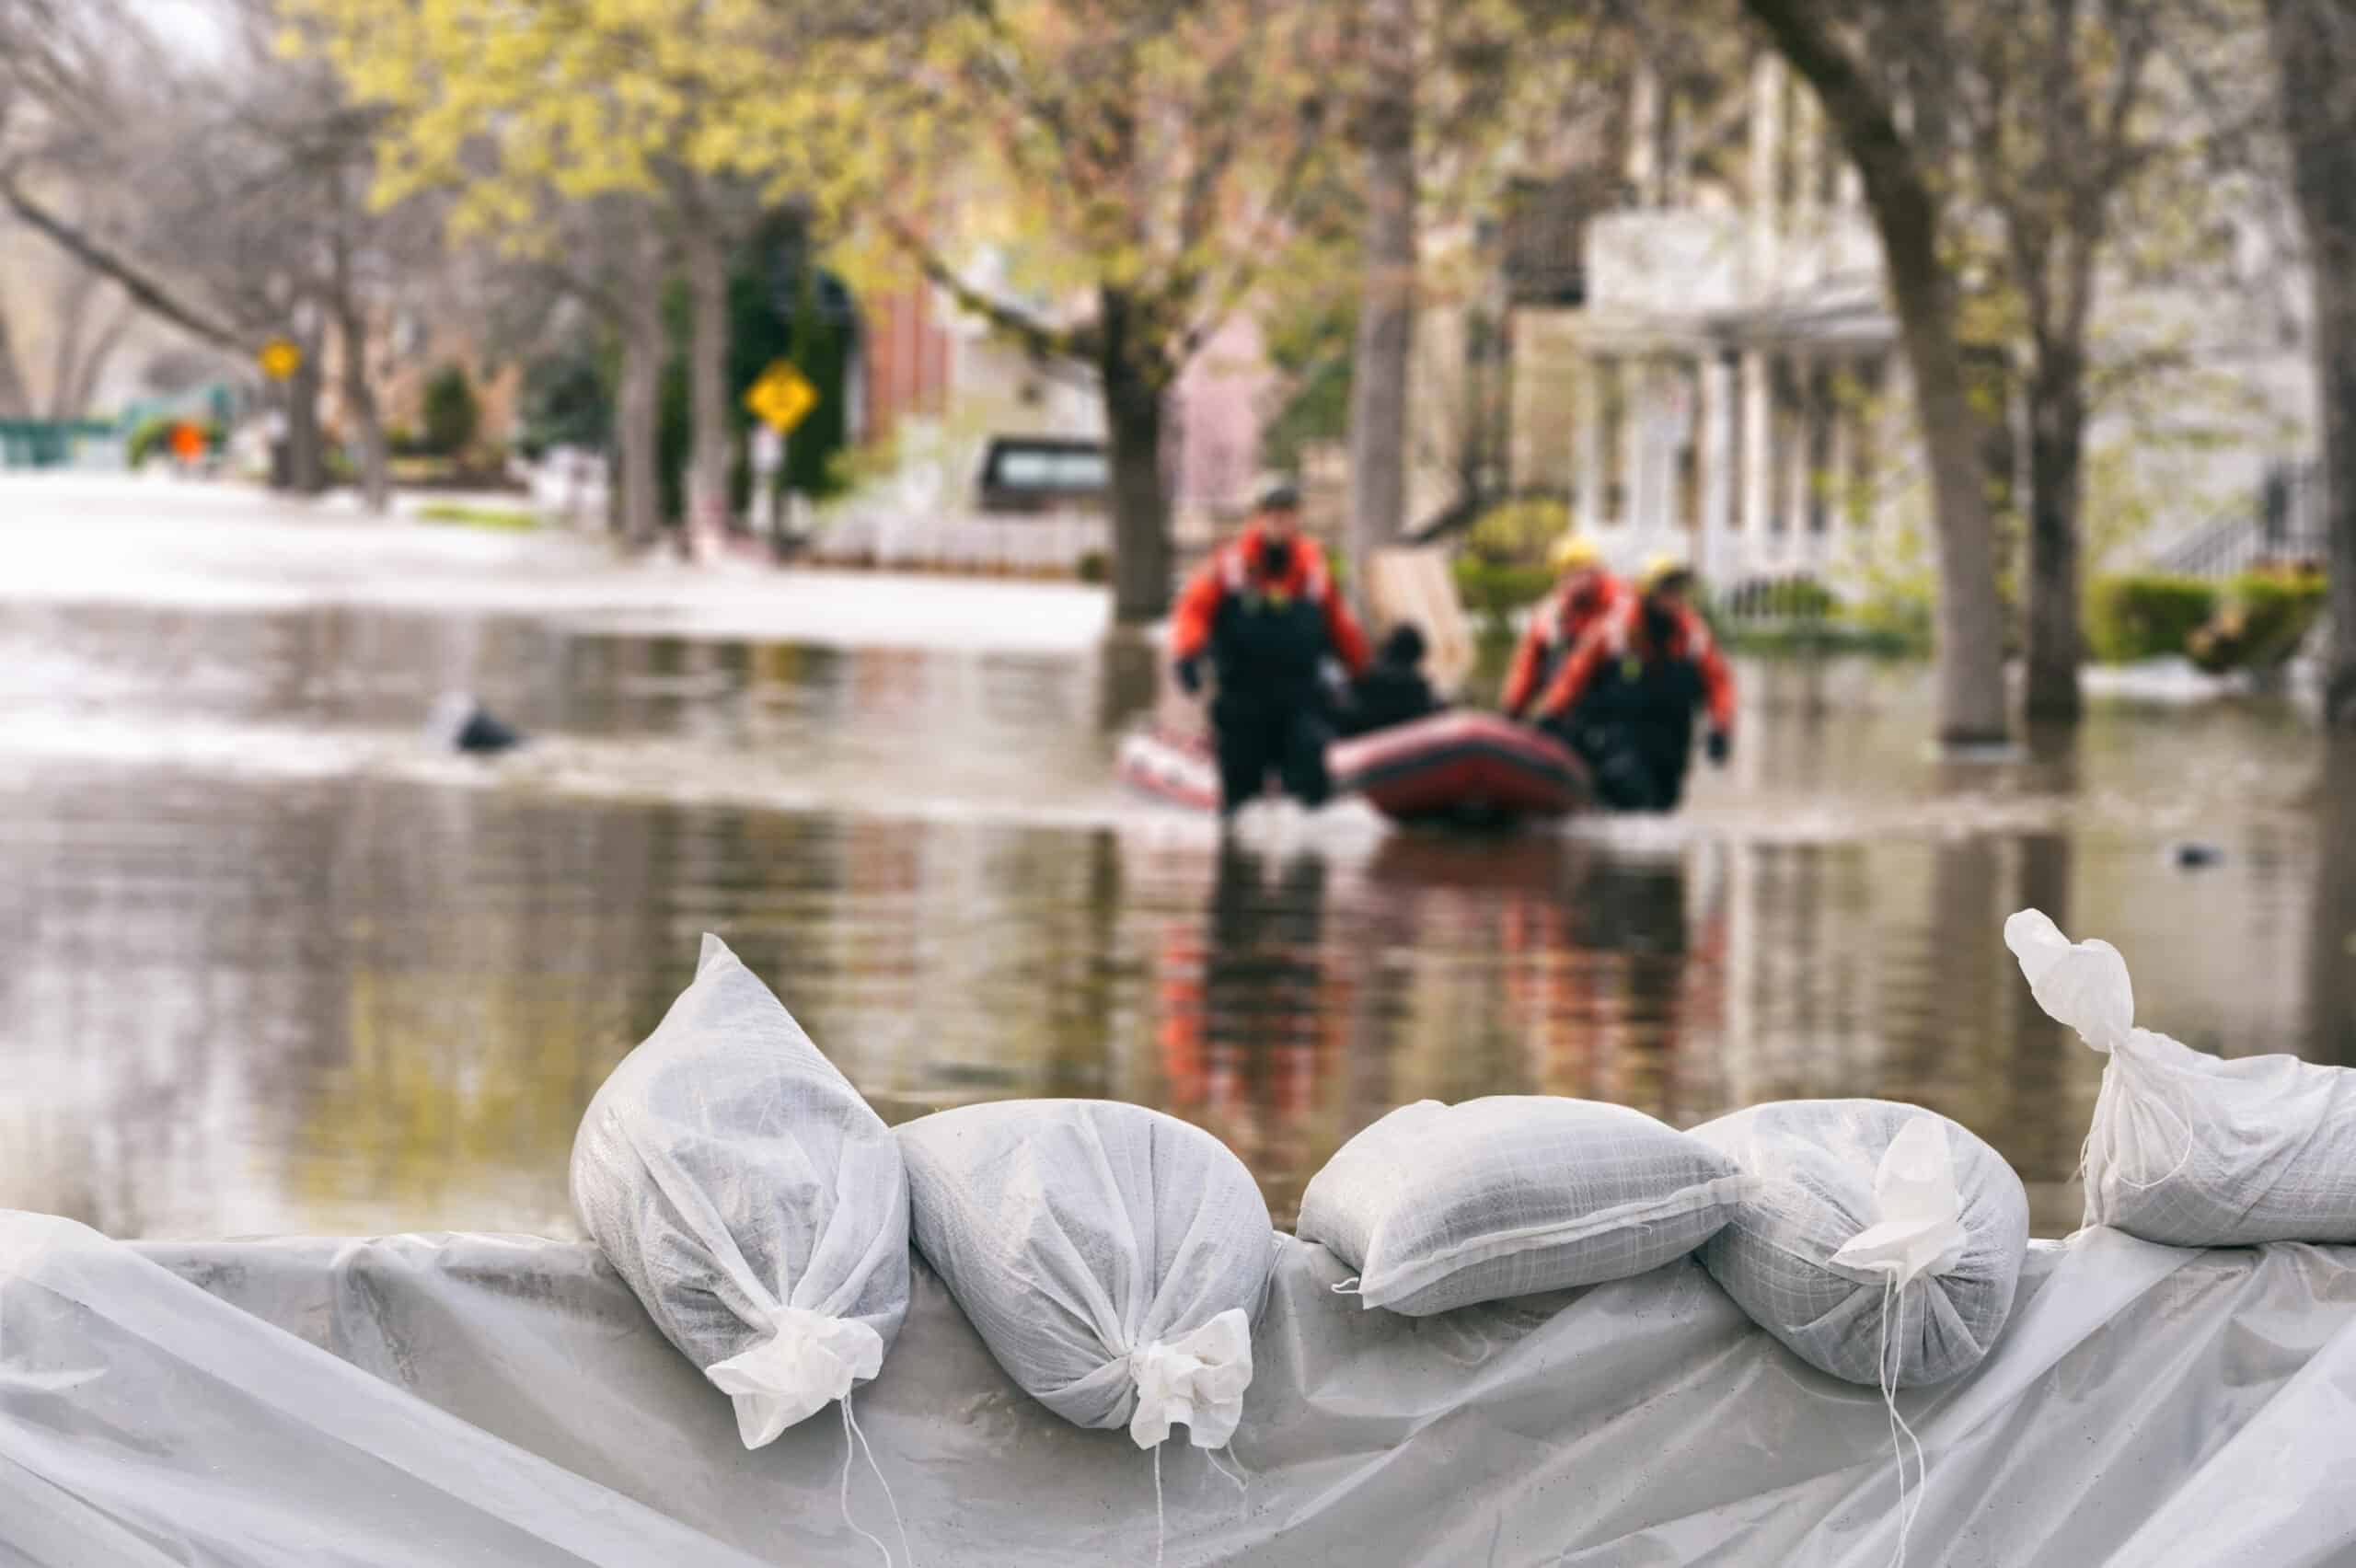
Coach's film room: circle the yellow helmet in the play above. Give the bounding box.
[1548,533,1601,573]
[1638,552,1692,594]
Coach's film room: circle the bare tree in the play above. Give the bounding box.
[2263,0,2356,726]
[1743,0,2011,744]
[1,0,439,506]
[1346,0,1419,584]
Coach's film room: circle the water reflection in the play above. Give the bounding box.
[0,597,2347,1241]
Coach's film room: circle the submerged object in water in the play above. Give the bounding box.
[1328,710,1589,826]
[428,692,525,755]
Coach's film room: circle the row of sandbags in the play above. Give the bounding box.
[567,912,2356,1471]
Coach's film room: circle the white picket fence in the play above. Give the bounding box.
[810,508,1110,575]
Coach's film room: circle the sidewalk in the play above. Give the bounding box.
[0,473,1114,655]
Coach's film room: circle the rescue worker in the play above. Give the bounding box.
[1171,483,1370,814]
[1530,556,1734,812]
[1500,534,1629,721]
[1336,623,1443,737]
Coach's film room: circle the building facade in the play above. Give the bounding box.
[1522,51,2312,595]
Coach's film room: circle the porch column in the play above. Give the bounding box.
[1576,352,1604,535]
[1700,349,1736,586]
[1623,355,1650,534]
[1739,347,1773,578]
[1783,351,1813,568]
[1824,360,1855,571]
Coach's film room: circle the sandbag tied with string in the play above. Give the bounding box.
[1690,1100,2029,1389]
[896,1101,1274,1452]
[2007,907,2356,1246]
[572,934,910,1451]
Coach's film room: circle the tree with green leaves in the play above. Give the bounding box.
[294,0,896,540]
[845,0,1342,622]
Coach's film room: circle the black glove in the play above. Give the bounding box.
[1174,657,1204,696]
[1706,729,1731,767]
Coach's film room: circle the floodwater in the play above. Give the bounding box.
[1,480,2350,1239]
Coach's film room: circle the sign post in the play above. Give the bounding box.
[744,362,819,559]
[749,425,784,538]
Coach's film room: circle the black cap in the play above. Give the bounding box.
[1255,480,1302,514]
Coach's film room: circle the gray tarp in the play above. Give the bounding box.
[4,1211,2355,1566]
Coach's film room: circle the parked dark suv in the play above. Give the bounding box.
[975,436,1108,514]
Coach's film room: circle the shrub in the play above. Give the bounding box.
[2187,567,2328,674]
[2085,573,2218,663]
[128,416,221,467]
[1075,550,1108,584]
[1453,556,1555,632]
[1463,497,1572,566]
[420,364,481,458]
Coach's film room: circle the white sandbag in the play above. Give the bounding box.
[897,1100,1273,1448]
[571,934,909,1448]
[2007,907,2356,1246]
[1692,1100,2029,1387]
[1296,1096,1750,1315]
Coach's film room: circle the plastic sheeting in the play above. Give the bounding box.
[6,1210,2356,1566]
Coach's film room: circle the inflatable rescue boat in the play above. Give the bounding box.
[1117,711,1589,825]
[1328,710,1589,825]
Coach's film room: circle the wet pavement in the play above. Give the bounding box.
[1,478,2349,1238]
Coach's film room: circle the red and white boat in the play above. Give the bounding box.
[1114,724,1223,812]
[1330,710,1590,826]
[1117,710,1590,825]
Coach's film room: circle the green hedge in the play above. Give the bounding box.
[2085,574,2219,663]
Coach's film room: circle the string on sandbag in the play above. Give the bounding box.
[1204,1445,1249,1497]
[1152,1443,1167,1568]
[837,1396,898,1568]
[1874,1274,1929,1568]
[845,1392,914,1568]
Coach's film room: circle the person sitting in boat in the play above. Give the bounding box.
[1337,623,1444,737]
[1171,482,1370,814]
[1500,533,1628,721]
[1530,556,1734,812]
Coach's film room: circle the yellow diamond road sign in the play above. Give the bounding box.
[258,337,303,382]
[745,362,817,434]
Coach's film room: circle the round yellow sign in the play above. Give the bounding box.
[258,338,303,382]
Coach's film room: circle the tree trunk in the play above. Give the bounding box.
[684,222,733,549]
[2023,353,2086,721]
[44,268,99,420]
[2265,0,2356,727]
[336,301,390,515]
[1746,0,2009,744]
[1101,286,1174,625]
[284,348,327,495]
[2313,732,2356,1063]
[617,306,665,547]
[1867,244,2009,740]
[0,312,30,418]
[59,297,134,419]
[1345,0,1417,599]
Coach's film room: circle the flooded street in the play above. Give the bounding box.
[1,478,2349,1239]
